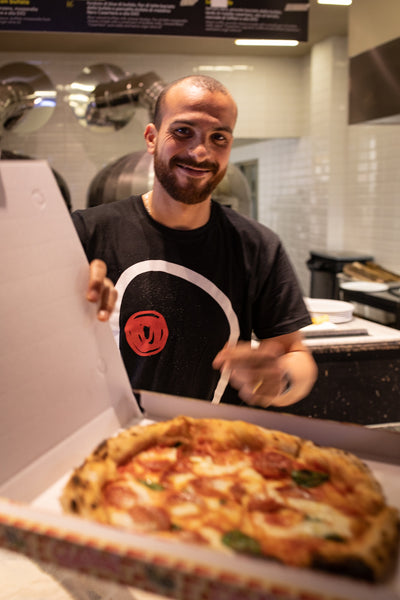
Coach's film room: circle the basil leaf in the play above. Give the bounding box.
[291,469,329,488]
[222,530,261,556]
[138,479,165,491]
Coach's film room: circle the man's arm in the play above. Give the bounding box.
[212,332,317,408]
[86,259,118,321]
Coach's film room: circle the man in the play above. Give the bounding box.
[73,75,317,408]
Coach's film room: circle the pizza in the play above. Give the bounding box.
[60,416,399,582]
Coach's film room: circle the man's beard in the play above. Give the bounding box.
[153,149,226,205]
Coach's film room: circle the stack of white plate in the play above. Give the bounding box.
[340,281,388,292]
[304,297,354,324]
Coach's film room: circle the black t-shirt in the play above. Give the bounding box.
[72,196,311,404]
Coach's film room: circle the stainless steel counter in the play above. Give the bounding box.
[340,285,400,328]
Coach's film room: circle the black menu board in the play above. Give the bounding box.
[0,1,308,41]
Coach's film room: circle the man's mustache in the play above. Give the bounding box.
[171,157,218,173]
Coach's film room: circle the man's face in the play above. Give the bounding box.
[148,82,237,205]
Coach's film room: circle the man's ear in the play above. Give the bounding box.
[144,123,157,154]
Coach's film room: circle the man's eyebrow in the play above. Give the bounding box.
[169,120,233,134]
[215,125,234,134]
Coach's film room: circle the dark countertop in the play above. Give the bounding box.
[271,317,400,426]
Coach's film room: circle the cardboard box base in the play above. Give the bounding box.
[1,393,399,600]
[1,497,395,600]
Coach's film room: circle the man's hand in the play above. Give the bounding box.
[212,334,317,408]
[86,259,117,321]
[213,341,287,408]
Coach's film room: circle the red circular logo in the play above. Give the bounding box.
[124,311,169,356]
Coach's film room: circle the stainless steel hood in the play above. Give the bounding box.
[349,37,400,125]
[0,62,56,136]
[67,64,165,132]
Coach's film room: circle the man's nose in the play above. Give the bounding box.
[187,137,210,160]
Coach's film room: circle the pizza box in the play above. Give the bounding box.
[0,160,399,600]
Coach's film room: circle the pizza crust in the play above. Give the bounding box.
[60,416,399,582]
[312,505,399,581]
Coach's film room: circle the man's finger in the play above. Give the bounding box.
[97,278,118,321]
[87,259,107,302]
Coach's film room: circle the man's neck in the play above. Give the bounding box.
[143,187,212,230]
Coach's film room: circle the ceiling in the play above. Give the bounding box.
[0,0,349,57]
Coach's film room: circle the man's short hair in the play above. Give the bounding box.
[152,75,232,129]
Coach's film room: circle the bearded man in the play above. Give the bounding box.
[73,75,317,408]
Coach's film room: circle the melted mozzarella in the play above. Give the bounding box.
[169,503,202,518]
[189,455,249,476]
[109,511,135,529]
[237,467,270,495]
[205,497,225,511]
[122,478,154,503]
[112,443,354,552]
[200,527,231,552]
[285,498,352,538]
[251,501,352,540]
[168,472,195,489]
[139,446,178,464]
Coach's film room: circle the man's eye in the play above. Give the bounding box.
[212,133,229,145]
[174,127,191,137]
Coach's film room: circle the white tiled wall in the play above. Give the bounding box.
[345,125,400,275]
[231,37,350,292]
[232,36,400,293]
[1,38,399,294]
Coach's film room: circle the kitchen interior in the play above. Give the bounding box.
[1,0,399,424]
[0,1,400,599]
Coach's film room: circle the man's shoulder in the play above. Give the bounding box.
[214,202,279,241]
[72,195,141,223]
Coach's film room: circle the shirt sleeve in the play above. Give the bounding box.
[252,238,311,339]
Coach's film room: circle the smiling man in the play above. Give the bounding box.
[73,75,317,408]
[148,76,236,209]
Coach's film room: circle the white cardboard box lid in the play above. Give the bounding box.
[140,391,400,463]
[0,160,140,499]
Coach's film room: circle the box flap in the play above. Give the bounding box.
[0,161,139,498]
[139,390,400,464]
[0,497,397,600]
